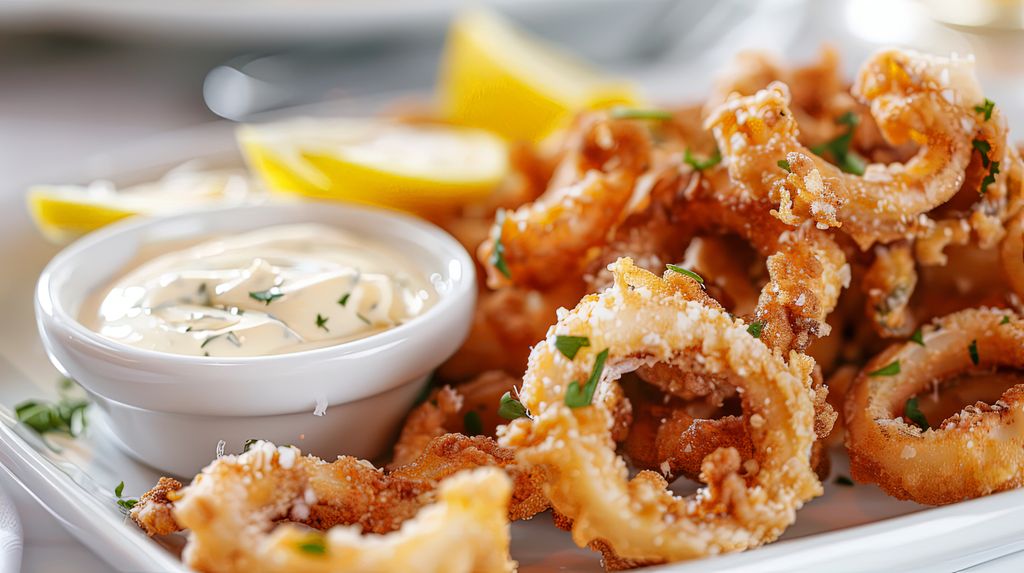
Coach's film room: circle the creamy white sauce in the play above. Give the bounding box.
[83,224,434,357]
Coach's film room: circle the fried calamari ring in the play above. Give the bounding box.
[1001,209,1024,301]
[501,258,821,564]
[169,443,515,573]
[845,308,1024,505]
[707,50,988,249]
[478,113,652,289]
[677,170,850,354]
[132,435,547,542]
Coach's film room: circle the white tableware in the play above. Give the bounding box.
[34,202,476,475]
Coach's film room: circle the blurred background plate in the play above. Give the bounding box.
[0,0,672,48]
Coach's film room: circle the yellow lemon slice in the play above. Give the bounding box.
[27,170,258,243]
[237,118,508,213]
[438,8,640,142]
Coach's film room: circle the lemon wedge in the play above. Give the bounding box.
[438,9,640,142]
[27,169,258,243]
[237,118,508,213]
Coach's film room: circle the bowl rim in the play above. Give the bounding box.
[35,200,476,366]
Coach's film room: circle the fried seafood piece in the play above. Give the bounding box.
[162,442,516,573]
[390,371,519,467]
[707,49,996,250]
[861,241,918,337]
[132,435,547,543]
[676,169,850,354]
[845,308,1024,505]
[478,113,652,290]
[623,367,836,483]
[501,258,822,564]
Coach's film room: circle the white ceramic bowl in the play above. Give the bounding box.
[35,202,476,476]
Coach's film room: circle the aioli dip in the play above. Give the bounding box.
[82,224,435,357]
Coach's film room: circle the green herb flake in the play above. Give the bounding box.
[248,288,284,305]
[684,148,722,171]
[565,348,610,408]
[338,293,350,306]
[1001,315,1012,325]
[974,98,995,121]
[242,438,259,453]
[555,335,591,360]
[114,481,139,513]
[297,536,327,556]
[498,391,528,420]
[610,107,673,121]
[904,396,930,430]
[356,313,372,325]
[909,329,925,346]
[810,111,866,175]
[968,339,980,365]
[491,210,512,279]
[777,159,791,172]
[666,264,704,285]
[746,321,764,339]
[972,138,992,168]
[316,313,330,332]
[463,410,483,436]
[868,360,901,377]
[834,475,855,487]
[981,161,1000,194]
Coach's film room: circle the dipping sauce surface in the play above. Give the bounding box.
[82,224,435,356]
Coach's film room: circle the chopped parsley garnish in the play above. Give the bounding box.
[555,335,591,360]
[972,138,1000,194]
[316,313,329,332]
[114,481,138,513]
[777,159,791,172]
[909,329,925,346]
[498,392,528,420]
[565,348,610,408]
[297,535,327,555]
[974,98,995,121]
[248,288,283,305]
[491,209,511,279]
[242,438,259,453]
[684,148,722,171]
[15,379,89,438]
[666,264,704,285]
[981,161,1000,194]
[463,410,483,435]
[968,339,979,365]
[810,111,866,175]
[356,313,371,325]
[746,321,764,339]
[338,293,350,307]
[1001,315,1012,325]
[834,475,855,487]
[610,107,673,121]
[904,397,930,430]
[972,138,992,167]
[868,360,901,377]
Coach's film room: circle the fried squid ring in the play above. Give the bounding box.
[166,442,515,573]
[677,170,850,354]
[707,49,987,249]
[501,258,821,564]
[1001,209,1024,301]
[478,113,652,290]
[132,435,547,543]
[845,308,1024,505]
[861,241,918,337]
